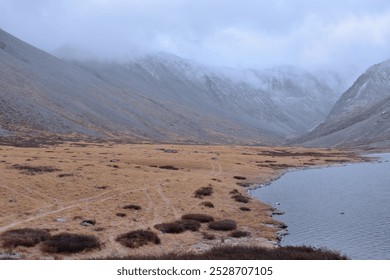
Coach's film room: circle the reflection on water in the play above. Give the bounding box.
[253,154,390,260]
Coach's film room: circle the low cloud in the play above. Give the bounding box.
[1,0,390,73]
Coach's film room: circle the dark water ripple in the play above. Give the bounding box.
[253,153,390,260]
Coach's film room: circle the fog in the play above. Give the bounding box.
[1,0,390,74]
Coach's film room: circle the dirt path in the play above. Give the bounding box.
[157,183,180,220]
[209,162,222,178]
[0,180,160,232]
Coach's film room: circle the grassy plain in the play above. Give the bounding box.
[0,143,362,259]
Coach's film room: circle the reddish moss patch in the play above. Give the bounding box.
[116,230,160,248]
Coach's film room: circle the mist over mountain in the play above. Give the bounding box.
[75,53,347,134]
[0,28,356,145]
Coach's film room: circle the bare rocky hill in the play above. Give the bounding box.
[1,28,346,145]
[293,60,390,148]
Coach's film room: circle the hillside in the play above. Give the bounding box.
[1,28,345,145]
[294,60,390,148]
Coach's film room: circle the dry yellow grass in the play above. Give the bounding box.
[0,143,361,259]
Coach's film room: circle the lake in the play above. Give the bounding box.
[252,153,390,260]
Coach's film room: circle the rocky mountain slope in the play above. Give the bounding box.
[76,55,345,136]
[294,60,390,148]
[0,28,345,144]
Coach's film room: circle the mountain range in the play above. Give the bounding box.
[1,28,389,148]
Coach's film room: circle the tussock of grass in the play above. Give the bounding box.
[230,230,250,238]
[194,186,213,198]
[176,219,201,232]
[155,218,203,233]
[239,207,251,212]
[200,201,214,208]
[11,164,61,175]
[123,204,142,210]
[95,185,109,190]
[208,220,237,231]
[229,189,240,195]
[41,233,100,254]
[233,176,247,180]
[116,230,161,248]
[159,165,179,170]
[236,182,251,188]
[97,245,348,260]
[232,194,250,203]
[154,222,185,234]
[57,173,74,178]
[181,214,214,223]
[1,228,50,248]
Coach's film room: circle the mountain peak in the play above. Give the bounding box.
[293,58,390,148]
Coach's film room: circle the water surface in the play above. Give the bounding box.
[253,154,390,260]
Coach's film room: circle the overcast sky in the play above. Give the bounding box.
[1,0,390,73]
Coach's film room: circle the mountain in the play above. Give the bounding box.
[75,55,345,135]
[0,28,345,144]
[294,60,390,148]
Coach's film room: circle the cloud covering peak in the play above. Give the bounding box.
[1,0,390,72]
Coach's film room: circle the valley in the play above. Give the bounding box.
[0,26,389,260]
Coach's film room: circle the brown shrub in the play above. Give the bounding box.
[103,245,348,260]
[239,207,251,212]
[159,165,179,170]
[11,164,61,175]
[123,204,142,210]
[95,185,109,190]
[236,182,251,188]
[1,228,50,248]
[229,189,240,195]
[194,186,213,198]
[155,219,202,233]
[230,230,251,238]
[208,220,237,231]
[41,233,100,253]
[200,201,214,208]
[116,213,127,217]
[116,230,160,248]
[232,194,250,203]
[154,222,185,234]
[181,214,214,223]
[176,219,201,232]
[57,173,74,178]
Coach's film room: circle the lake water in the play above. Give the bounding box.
[252,153,390,260]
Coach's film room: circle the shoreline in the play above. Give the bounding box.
[251,152,390,259]
[248,150,378,193]
[0,142,367,259]
[246,155,375,245]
